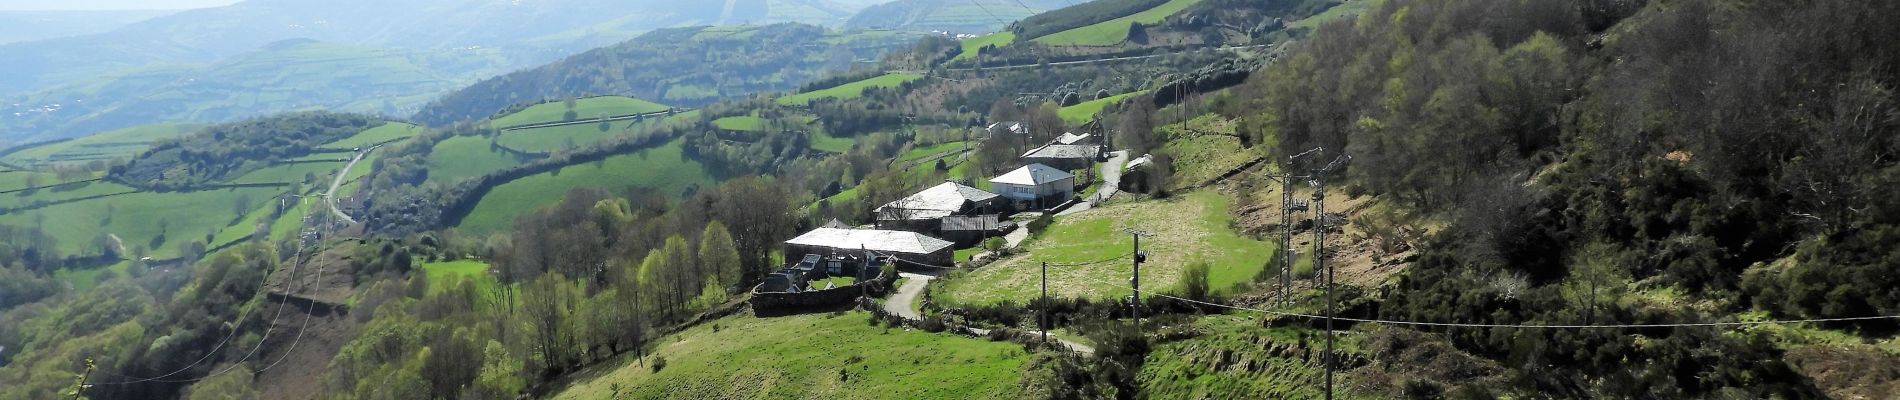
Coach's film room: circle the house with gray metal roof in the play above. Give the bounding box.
[989,163,1075,210]
[782,227,956,270]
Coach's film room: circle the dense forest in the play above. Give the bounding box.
[110,112,382,190]
[1220,0,1900,396]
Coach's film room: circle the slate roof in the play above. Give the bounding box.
[876,181,1000,220]
[1124,154,1154,172]
[785,228,955,255]
[1056,133,1093,145]
[1021,143,1099,160]
[941,215,1011,232]
[989,163,1074,186]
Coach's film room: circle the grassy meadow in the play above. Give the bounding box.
[776,73,924,106]
[548,311,1034,400]
[1059,91,1143,125]
[453,139,712,235]
[489,96,669,128]
[1032,0,1203,46]
[426,135,525,184]
[0,123,198,168]
[955,31,1015,61]
[936,190,1274,306]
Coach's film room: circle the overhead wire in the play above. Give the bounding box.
[90,196,311,385]
[1117,285,1900,329]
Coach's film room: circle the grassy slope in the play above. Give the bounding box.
[1159,116,1259,189]
[937,190,1273,306]
[488,96,669,128]
[426,135,523,184]
[497,113,687,153]
[712,115,767,132]
[1031,0,1203,46]
[318,122,419,150]
[454,139,712,235]
[776,73,924,105]
[420,260,497,294]
[0,186,287,259]
[549,311,1032,400]
[1140,315,1371,399]
[954,31,1015,61]
[1289,0,1378,30]
[1,123,198,168]
[1059,92,1142,125]
[227,161,340,185]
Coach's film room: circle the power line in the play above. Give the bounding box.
[964,0,1013,27]
[90,196,313,385]
[1118,285,1900,329]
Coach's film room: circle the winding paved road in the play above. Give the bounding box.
[324,145,376,225]
[1060,150,1128,216]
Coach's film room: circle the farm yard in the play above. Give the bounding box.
[934,190,1274,306]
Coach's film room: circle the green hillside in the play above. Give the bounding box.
[489,96,670,128]
[777,73,924,105]
[453,139,712,235]
[319,122,420,150]
[549,311,1034,399]
[954,31,1014,61]
[426,135,525,184]
[1032,0,1203,45]
[0,186,287,259]
[937,190,1273,306]
[1058,91,1142,124]
[496,112,688,153]
[0,123,198,168]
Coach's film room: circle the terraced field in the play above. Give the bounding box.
[1032,0,1203,46]
[776,72,923,105]
[549,311,1034,400]
[1,123,199,168]
[1059,91,1143,124]
[317,122,419,150]
[453,139,712,235]
[955,32,1015,61]
[427,135,526,184]
[489,96,670,128]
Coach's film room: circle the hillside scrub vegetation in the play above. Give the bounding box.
[1226,0,1900,396]
[110,112,381,190]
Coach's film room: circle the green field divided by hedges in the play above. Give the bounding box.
[1059,91,1144,125]
[427,135,525,184]
[0,123,199,168]
[713,115,768,132]
[453,139,713,235]
[420,260,499,294]
[548,311,1033,399]
[496,112,690,154]
[0,186,289,259]
[489,96,669,128]
[776,73,924,106]
[319,122,420,150]
[1032,0,1203,46]
[936,190,1273,306]
[954,31,1014,61]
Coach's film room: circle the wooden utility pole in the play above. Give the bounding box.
[1041,261,1049,343]
[1125,229,1148,332]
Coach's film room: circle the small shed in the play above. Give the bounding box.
[989,163,1075,210]
[939,214,1014,246]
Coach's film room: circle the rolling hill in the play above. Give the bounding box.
[411,24,922,125]
[843,0,1069,33]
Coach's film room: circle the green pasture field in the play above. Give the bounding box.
[453,139,712,235]
[936,190,1273,306]
[547,311,1033,399]
[1032,0,1203,46]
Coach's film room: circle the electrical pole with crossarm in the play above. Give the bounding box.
[1125,229,1148,332]
[1310,153,1350,400]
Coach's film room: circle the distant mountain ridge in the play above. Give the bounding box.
[0,0,900,146]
